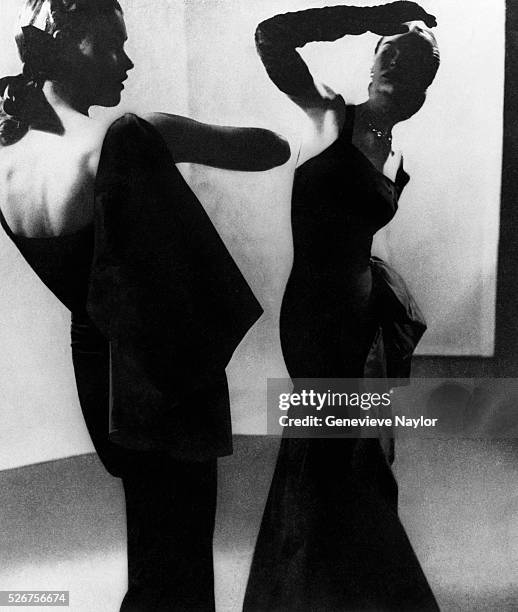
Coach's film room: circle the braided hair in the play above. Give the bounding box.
[0,0,122,146]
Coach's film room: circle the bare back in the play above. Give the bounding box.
[0,115,108,238]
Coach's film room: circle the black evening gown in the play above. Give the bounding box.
[243,107,439,611]
[0,114,262,611]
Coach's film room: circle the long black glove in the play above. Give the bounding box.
[255,2,437,97]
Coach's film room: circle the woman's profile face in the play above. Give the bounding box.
[370,29,437,110]
[65,9,134,108]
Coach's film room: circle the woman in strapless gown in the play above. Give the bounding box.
[244,3,441,610]
[0,1,289,610]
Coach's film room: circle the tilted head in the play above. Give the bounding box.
[369,23,440,121]
[0,0,133,144]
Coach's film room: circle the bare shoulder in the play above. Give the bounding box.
[75,116,117,176]
[296,94,347,167]
[0,117,111,237]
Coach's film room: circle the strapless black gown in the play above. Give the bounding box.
[244,107,439,611]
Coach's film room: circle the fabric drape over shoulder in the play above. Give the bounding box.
[87,114,263,460]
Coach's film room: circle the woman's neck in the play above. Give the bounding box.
[42,81,90,118]
[357,101,397,134]
[26,81,91,135]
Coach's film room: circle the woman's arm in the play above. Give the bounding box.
[256,2,436,156]
[144,112,291,171]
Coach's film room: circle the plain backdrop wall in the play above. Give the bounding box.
[0,0,504,469]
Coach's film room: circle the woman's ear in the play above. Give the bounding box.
[51,29,71,60]
[52,28,83,59]
[52,28,83,45]
[52,29,68,42]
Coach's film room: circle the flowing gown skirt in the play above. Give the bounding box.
[244,274,439,611]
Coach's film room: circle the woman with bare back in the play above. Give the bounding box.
[0,1,290,609]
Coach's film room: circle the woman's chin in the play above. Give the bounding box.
[95,92,123,108]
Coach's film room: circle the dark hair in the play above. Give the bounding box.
[0,0,122,146]
[374,25,440,89]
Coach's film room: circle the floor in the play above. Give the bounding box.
[0,437,517,611]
